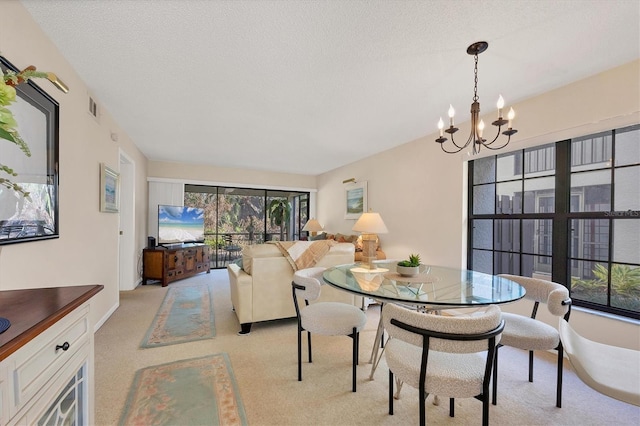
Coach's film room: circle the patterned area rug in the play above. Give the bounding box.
[119,353,247,425]
[141,283,215,348]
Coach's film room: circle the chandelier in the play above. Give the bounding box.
[435,41,517,154]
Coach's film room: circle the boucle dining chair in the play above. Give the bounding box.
[492,274,572,408]
[292,267,367,392]
[382,303,504,426]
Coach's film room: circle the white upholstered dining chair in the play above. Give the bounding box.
[382,303,504,426]
[492,274,572,408]
[559,318,640,406]
[292,267,367,392]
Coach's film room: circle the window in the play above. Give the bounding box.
[468,125,640,319]
[184,185,309,268]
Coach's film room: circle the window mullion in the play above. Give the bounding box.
[553,140,570,286]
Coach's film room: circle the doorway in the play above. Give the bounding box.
[118,150,136,290]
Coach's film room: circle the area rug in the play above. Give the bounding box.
[119,353,247,426]
[141,283,215,348]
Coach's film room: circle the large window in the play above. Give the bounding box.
[468,125,640,319]
[184,185,309,268]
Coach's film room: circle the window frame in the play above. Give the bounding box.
[468,125,640,320]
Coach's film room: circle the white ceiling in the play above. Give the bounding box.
[20,0,640,176]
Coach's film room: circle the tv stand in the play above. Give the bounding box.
[142,243,210,287]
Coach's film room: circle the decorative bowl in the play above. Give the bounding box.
[396,265,420,277]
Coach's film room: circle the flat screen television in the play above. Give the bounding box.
[158,205,205,245]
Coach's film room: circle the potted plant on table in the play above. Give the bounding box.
[397,253,421,277]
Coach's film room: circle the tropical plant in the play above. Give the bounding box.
[268,198,291,241]
[595,263,640,296]
[1,65,59,198]
[571,264,640,297]
[398,253,421,267]
[570,276,607,293]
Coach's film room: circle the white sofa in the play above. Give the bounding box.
[227,242,360,334]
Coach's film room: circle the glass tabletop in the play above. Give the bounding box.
[323,261,526,307]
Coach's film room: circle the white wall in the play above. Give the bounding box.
[0,2,149,328]
[148,160,317,188]
[317,60,640,349]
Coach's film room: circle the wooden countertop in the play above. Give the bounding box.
[0,285,104,361]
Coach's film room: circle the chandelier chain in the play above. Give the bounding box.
[473,54,479,102]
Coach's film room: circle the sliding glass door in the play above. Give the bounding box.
[184,185,309,268]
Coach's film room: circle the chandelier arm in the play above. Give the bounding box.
[480,134,513,151]
[440,143,466,154]
[482,127,504,146]
[448,132,473,151]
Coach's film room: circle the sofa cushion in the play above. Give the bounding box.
[242,241,356,275]
[242,243,282,274]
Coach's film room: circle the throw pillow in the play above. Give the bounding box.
[309,233,327,241]
[231,257,244,271]
[335,233,358,244]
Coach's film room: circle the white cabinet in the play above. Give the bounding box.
[4,304,92,425]
[0,286,102,426]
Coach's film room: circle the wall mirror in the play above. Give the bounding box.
[0,56,60,245]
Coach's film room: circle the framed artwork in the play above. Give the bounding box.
[0,56,60,245]
[345,181,367,219]
[100,163,120,213]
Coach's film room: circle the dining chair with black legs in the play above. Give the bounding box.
[292,267,367,392]
[492,274,572,408]
[383,303,504,426]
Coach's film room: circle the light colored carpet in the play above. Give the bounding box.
[95,270,640,425]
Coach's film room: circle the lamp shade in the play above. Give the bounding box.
[302,218,323,233]
[352,211,388,234]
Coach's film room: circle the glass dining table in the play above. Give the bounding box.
[322,261,526,379]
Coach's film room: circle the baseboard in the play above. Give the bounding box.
[94,301,119,332]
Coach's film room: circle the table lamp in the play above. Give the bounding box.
[352,210,388,269]
[302,218,324,237]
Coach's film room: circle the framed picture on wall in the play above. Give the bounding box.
[345,181,367,219]
[0,56,60,245]
[100,163,120,213]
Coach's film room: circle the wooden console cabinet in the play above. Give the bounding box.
[143,244,210,286]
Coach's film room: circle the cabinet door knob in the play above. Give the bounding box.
[56,341,70,352]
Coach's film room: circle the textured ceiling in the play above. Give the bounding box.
[20,0,640,176]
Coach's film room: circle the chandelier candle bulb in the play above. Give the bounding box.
[508,107,515,128]
[478,120,485,138]
[497,95,504,117]
[448,105,455,126]
[438,117,444,136]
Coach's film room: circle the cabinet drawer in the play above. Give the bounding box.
[10,305,89,415]
[10,342,89,426]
